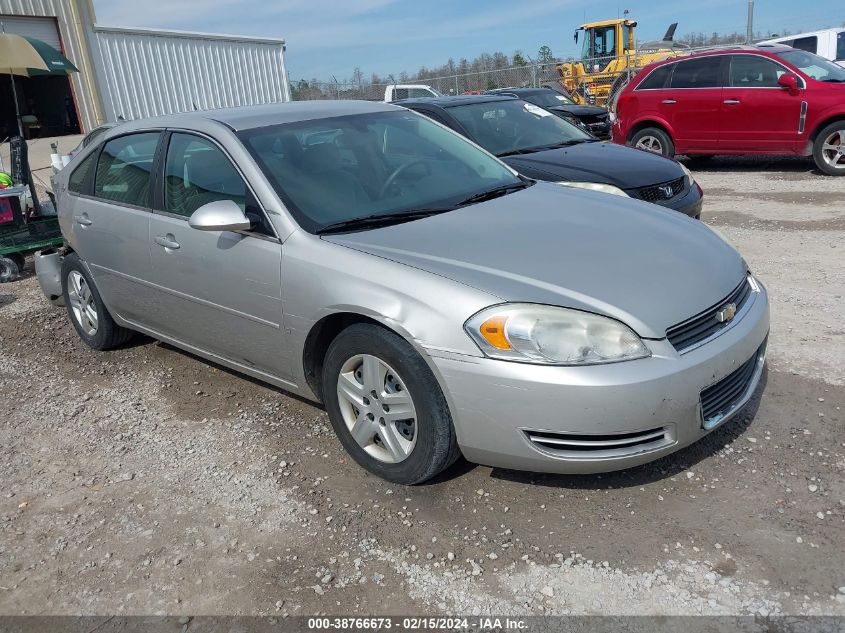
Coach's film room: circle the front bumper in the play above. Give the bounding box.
[430,279,769,474]
[583,120,611,139]
[633,181,703,220]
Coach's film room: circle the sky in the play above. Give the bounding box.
[93,0,844,82]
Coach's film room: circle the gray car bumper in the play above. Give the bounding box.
[430,281,769,474]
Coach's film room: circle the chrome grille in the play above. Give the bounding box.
[700,340,766,426]
[636,176,686,203]
[524,426,673,459]
[667,278,753,352]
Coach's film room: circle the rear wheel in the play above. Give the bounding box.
[813,121,845,176]
[62,252,135,350]
[0,256,20,283]
[630,127,675,157]
[322,323,460,484]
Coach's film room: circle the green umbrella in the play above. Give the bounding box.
[0,29,79,136]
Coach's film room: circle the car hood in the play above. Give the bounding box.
[323,183,745,338]
[547,104,607,117]
[502,142,684,189]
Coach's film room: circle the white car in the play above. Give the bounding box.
[760,28,845,68]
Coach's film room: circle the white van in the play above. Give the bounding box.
[760,28,845,67]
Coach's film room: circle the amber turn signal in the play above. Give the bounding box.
[479,316,512,350]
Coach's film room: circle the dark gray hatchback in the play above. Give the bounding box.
[396,95,703,218]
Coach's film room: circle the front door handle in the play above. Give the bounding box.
[661,99,676,105]
[723,99,741,105]
[73,214,92,227]
[154,234,180,250]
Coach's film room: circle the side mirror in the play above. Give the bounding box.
[188,199,251,232]
[777,73,800,96]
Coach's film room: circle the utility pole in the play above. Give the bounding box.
[746,0,754,44]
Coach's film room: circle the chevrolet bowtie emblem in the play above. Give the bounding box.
[716,303,737,323]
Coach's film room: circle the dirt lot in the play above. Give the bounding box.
[1,155,843,617]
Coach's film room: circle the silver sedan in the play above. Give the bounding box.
[38,100,769,484]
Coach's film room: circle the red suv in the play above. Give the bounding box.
[612,45,845,175]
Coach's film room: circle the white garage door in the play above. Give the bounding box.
[0,16,62,51]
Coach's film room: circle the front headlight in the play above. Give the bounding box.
[679,163,696,186]
[556,181,629,197]
[464,304,651,365]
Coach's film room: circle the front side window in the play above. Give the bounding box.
[729,55,785,87]
[162,133,272,235]
[94,133,160,207]
[776,49,845,82]
[669,57,722,89]
[449,99,591,156]
[239,110,522,233]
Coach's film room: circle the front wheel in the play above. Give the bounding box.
[322,324,460,484]
[630,127,675,157]
[813,122,845,176]
[0,256,20,283]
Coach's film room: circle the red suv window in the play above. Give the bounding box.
[636,64,673,90]
[669,57,722,88]
[728,55,784,87]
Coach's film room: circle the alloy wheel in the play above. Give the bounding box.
[67,271,98,336]
[820,130,845,170]
[635,135,663,154]
[336,354,417,464]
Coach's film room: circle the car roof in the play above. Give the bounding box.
[637,44,797,73]
[104,100,399,134]
[393,94,518,109]
[486,87,549,94]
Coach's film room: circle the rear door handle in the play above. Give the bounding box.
[154,234,180,250]
[661,99,676,104]
[73,214,92,227]
[723,99,741,105]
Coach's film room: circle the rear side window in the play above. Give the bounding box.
[637,64,673,90]
[669,57,722,89]
[729,55,785,87]
[68,151,97,195]
[837,32,845,61]
[790,35,818,54]
[94,133,160,208]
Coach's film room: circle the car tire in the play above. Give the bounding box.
[322,323,460,485]
[812,121,845,176]
[61,252,135,350]
[630,127,675,157]
[0,256,20,283]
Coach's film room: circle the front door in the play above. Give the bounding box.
[145,132,286,379]
[718,55,804,152]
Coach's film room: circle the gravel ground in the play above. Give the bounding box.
[0,155,843,617]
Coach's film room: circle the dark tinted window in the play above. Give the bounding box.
[637,64,673,90]
[162,133,273,236]
[837,32,845,61]
[729,55,785,87]
[790,36,818,53]
[68,151,97,195]
[94,133,159,207]
[669,57,722,88]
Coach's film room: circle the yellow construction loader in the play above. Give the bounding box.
[556,18,687,106]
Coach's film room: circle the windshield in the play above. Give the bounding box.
[239,110,521,233]
[448,99,592,156]
[776,49,845,82]
[523,91,576,107]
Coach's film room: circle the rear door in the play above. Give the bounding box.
[145,131,286,378]
[65,132,160,325]
[663,56,725,151]
[718,54,804,152]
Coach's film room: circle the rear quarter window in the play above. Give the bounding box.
[636,64,673,90]
[68,150,98,195]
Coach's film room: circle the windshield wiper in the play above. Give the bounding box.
[316,208,454,234]
[455,180,533,206]
[497,139,593,157]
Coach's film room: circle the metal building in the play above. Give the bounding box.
[0,0,290,136]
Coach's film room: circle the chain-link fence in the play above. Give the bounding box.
[292,45,722,107]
